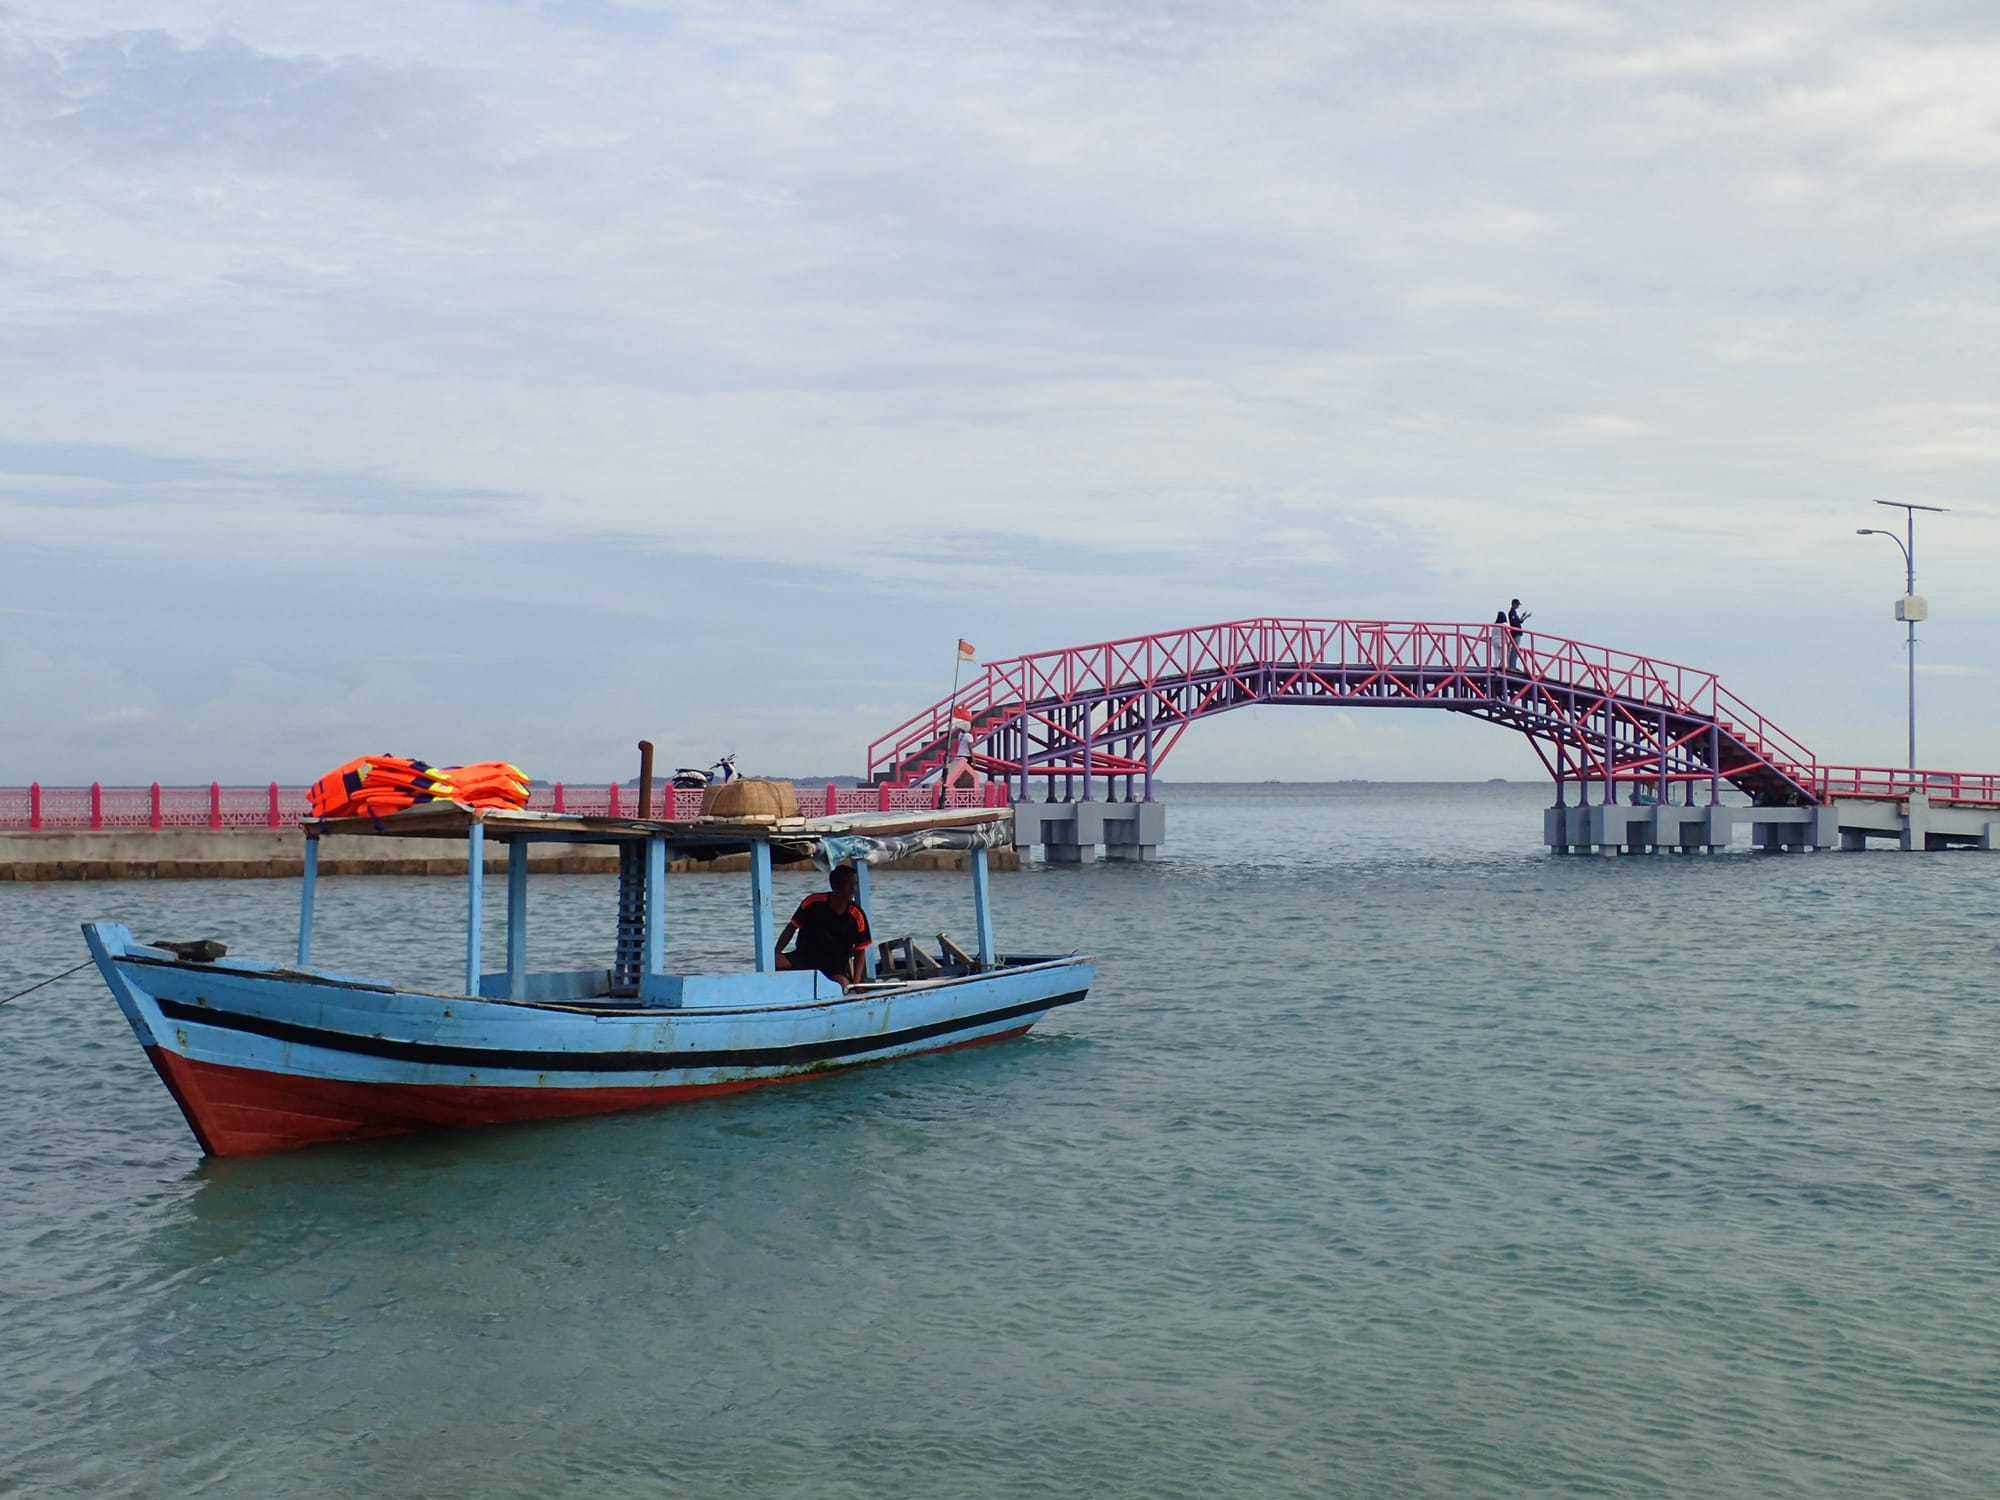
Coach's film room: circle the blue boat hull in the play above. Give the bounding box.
[83,923,1092,1156]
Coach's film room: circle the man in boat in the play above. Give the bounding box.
[774,863,872,990]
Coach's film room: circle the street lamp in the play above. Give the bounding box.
[1855,498,1947,775]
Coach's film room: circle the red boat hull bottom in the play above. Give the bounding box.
[147,1029,1032,1157]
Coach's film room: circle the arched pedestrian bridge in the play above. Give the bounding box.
[866,619,2000,856]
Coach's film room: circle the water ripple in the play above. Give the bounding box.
[3,789,2000,1496]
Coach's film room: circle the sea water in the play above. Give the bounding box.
[2,783,1997,1498]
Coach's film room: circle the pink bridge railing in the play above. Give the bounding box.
[0,781,1002,832]
[866,617,2000,809]
[867,617,1831,790]
[1810,766,2000,807]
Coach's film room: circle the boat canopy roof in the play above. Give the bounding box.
[304,802,1013,860]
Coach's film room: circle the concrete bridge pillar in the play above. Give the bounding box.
[1746,806,1838,852]
[1900,793,1930,852]
[1015,800,1164,863]
[1649,804,1729,853]
[1102,802,1165,861]
[1700,806,1735,852]
[1546,800,1737,855]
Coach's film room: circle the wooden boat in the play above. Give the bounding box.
[82,801,1092,1156]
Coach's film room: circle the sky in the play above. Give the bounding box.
[2,0,1996,786]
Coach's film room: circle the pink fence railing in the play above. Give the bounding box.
[1812,766,2000,806]
[0,783,309,832]
[0,781,1005,832]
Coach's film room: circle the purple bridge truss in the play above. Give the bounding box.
[868,618,2000,809]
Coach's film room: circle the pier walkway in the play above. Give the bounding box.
[866,618,2000,857]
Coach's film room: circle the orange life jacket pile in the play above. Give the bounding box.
[438,762,532,809]
[307,756,531,819]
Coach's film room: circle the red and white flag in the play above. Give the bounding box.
[957,638,976,661]
[950,706,973,726]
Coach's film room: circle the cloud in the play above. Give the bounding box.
[1,0,1997,780]
[1912,662,1992,678]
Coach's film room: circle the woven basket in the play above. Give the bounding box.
[700,778,800,821]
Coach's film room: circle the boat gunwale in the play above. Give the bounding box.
[110,943,1093,1019]
[143,985,1093,1076]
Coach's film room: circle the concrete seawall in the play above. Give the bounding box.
[0,830,1018,881]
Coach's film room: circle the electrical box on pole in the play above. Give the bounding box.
[1895,595,1928,623]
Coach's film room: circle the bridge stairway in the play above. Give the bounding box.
[869,702,1020,788]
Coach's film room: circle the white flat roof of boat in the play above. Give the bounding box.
[304,803,1013,849]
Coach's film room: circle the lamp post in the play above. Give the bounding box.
[1855,498,1946,776]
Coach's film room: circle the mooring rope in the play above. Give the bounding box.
[0,959,92,1008]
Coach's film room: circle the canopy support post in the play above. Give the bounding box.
[971,844,995,969]
[465,820,485,996]
[297,835,318,968]
[750,838,776,971]
[506,840,529,998]
[645,835,667,977]
[853,859,876,978]
[614,844,645,991]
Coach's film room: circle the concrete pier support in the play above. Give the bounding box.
[1547,801,1833,854]
[1648,804,1736,853]
[1544,803,1736,855]
[1545,793,2000,854]
[1103,802,1166,861]
[1820,793,2000,850]
[1746,807,1836,852]
[1015,800,1165,863]
[1901,792,1929,852]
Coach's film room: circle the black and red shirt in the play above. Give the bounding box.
[787,892,871,976]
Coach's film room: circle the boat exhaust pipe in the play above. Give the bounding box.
[637,740,655,819]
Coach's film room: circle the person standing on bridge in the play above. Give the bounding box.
[1490,611,1509,670]
[1507,599,1531,671]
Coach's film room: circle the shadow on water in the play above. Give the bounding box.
[158,1017,1100,1239]
[18,1020,1103,1498]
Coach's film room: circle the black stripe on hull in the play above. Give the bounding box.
[154,989,1089,1075]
